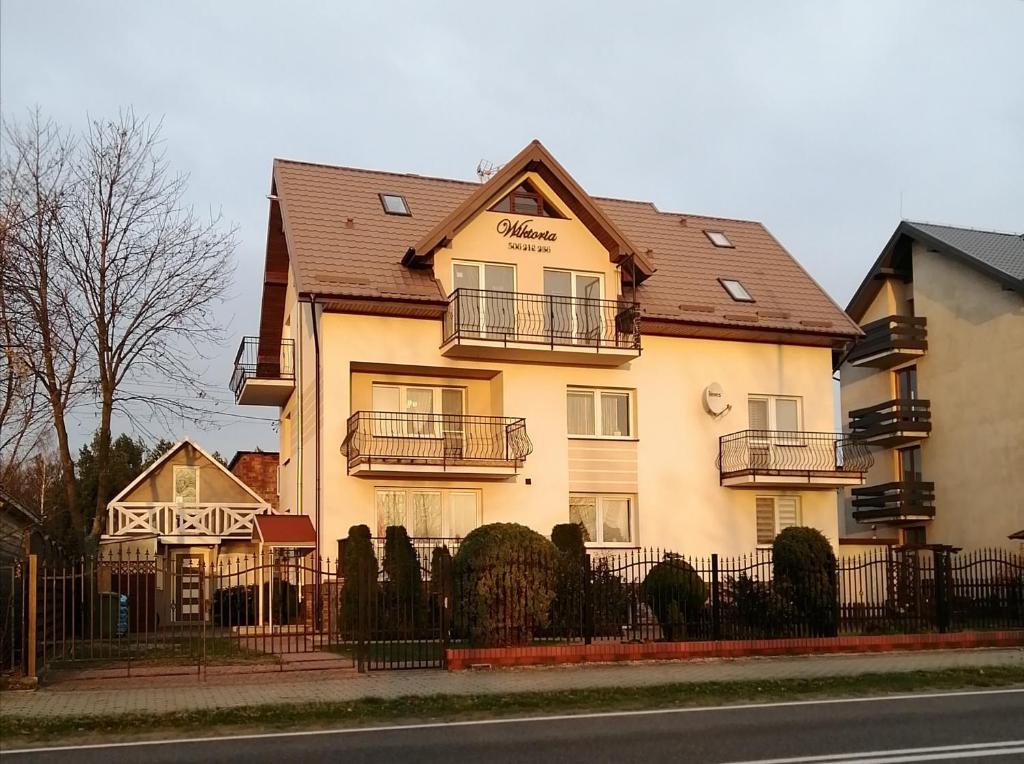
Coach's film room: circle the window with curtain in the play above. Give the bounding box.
[173,466,199,504]
[372,383,465,437]
[569,494,633,545]
[755,496,801,545]
[375,488,480,538]
[748,395,802,445]
[567,388,633,438]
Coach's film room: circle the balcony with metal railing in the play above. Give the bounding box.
[848,398,931,447]
[230,337,295,406]
[847,315,927,369]
[342,411,533,478]
[441,288,641,365]
[717,430,873,488]
[852,481,936,525]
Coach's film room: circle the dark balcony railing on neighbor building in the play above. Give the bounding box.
[343,412,533,471]
[229,337,295,399]
[846,315,927,368]
[852,481,936,524]
[442,288,641,351]
[848,398,932,446]
[717,430,873,485]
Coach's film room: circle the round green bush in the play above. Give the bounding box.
[641,557,707,641]
[551,523,586,557]
[452,523,558,647]
[772,526,837,637]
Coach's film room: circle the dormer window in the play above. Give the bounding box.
[705,230,733,248]
[379,193,411,216]
[719,278,754,302]
[490,180,563,218]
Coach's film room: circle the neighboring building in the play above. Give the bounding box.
[837,221,1024,549]
[229,450,281,510]
[0,488,48,562]
[231,140,868,559]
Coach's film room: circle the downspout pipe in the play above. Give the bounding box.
[305,293,323,630]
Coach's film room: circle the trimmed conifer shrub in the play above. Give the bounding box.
[641,556,707,640]
[340,524,378,633]
[772,526,838,637]
[549,523,587,638]
[381,525,424,633]
[452,523,557,647]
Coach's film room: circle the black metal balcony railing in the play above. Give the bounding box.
[848,398,931,442]
[717,430,874,481]
[846,315,927,366]
[229,337,295,399]
[442,288,640,351]
[342,412,533,469]
[852,481,936,523]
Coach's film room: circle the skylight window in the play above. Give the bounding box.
[380,193,411,216]
[705,230,733,248]
[719,278,754,302]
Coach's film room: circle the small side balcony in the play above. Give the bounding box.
[441,289,641,366]
[846,315,927,369]
[230,337,295,406]
[848,398,931,447]
[104,503,265,544]
[343,412,533,478]
[717,430,873,488]
[852,481,936,525]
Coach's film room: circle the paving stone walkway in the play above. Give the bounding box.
[1,648,1020,719]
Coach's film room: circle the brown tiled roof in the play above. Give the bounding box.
[272,151,860,341]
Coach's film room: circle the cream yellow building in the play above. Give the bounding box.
[232,141,869,559]
[837,221,1024,550]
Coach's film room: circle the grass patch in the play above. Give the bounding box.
[2,665,1022,747]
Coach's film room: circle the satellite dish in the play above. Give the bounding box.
[703,382,729,416]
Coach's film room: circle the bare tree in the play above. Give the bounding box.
[61,111,236,544]
[0,111,85,529]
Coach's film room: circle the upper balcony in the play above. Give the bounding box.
[342,411,533,478]
[852,481,936,525]
[846,315,927,369]
[441,289,641,366]
[717,430,873,489]
[104,503,265,544]
[848,398,931,447]
[230,337,295,406]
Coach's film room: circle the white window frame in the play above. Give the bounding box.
[172,465,199,505]
[719,278,753,302]
[569,493,635,547]
[374,487,481,538]
[543,268,606,345]
[755,495,801,546]
[704,230,734,248]
[371,383,466,439]
[748,394,803,447]
[567,387,635,439]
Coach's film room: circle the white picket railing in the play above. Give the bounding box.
[105,502,268,539]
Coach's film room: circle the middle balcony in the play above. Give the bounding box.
[343,412,533,478]
[441,288,641,366]
[717,430,873,488]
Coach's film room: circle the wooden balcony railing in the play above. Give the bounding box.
[847,315,927,368]
[105,503,266,539]
[852,481,936,524]
[848,398,931,446]
[342,412,533,472]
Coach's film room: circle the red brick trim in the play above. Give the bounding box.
[445,631,1024,671]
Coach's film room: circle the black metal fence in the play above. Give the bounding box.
[442,288,641,351]
[342,412,533,470]
[5,543,1022,677]
[717,430,873,481]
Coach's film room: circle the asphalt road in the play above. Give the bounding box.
[4,688,1024,763]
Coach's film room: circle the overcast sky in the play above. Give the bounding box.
[2,0,1022,457]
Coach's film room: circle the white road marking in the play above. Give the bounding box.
[725,740,1024,763]
[2,686,1022,756]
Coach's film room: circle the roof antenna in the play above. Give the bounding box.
[476,160,501,183]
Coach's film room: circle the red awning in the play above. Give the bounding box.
[252,514,317,548]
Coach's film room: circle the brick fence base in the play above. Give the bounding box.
[445,630,1024,670]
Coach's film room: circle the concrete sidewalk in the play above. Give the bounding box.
[1,648,1021,719]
